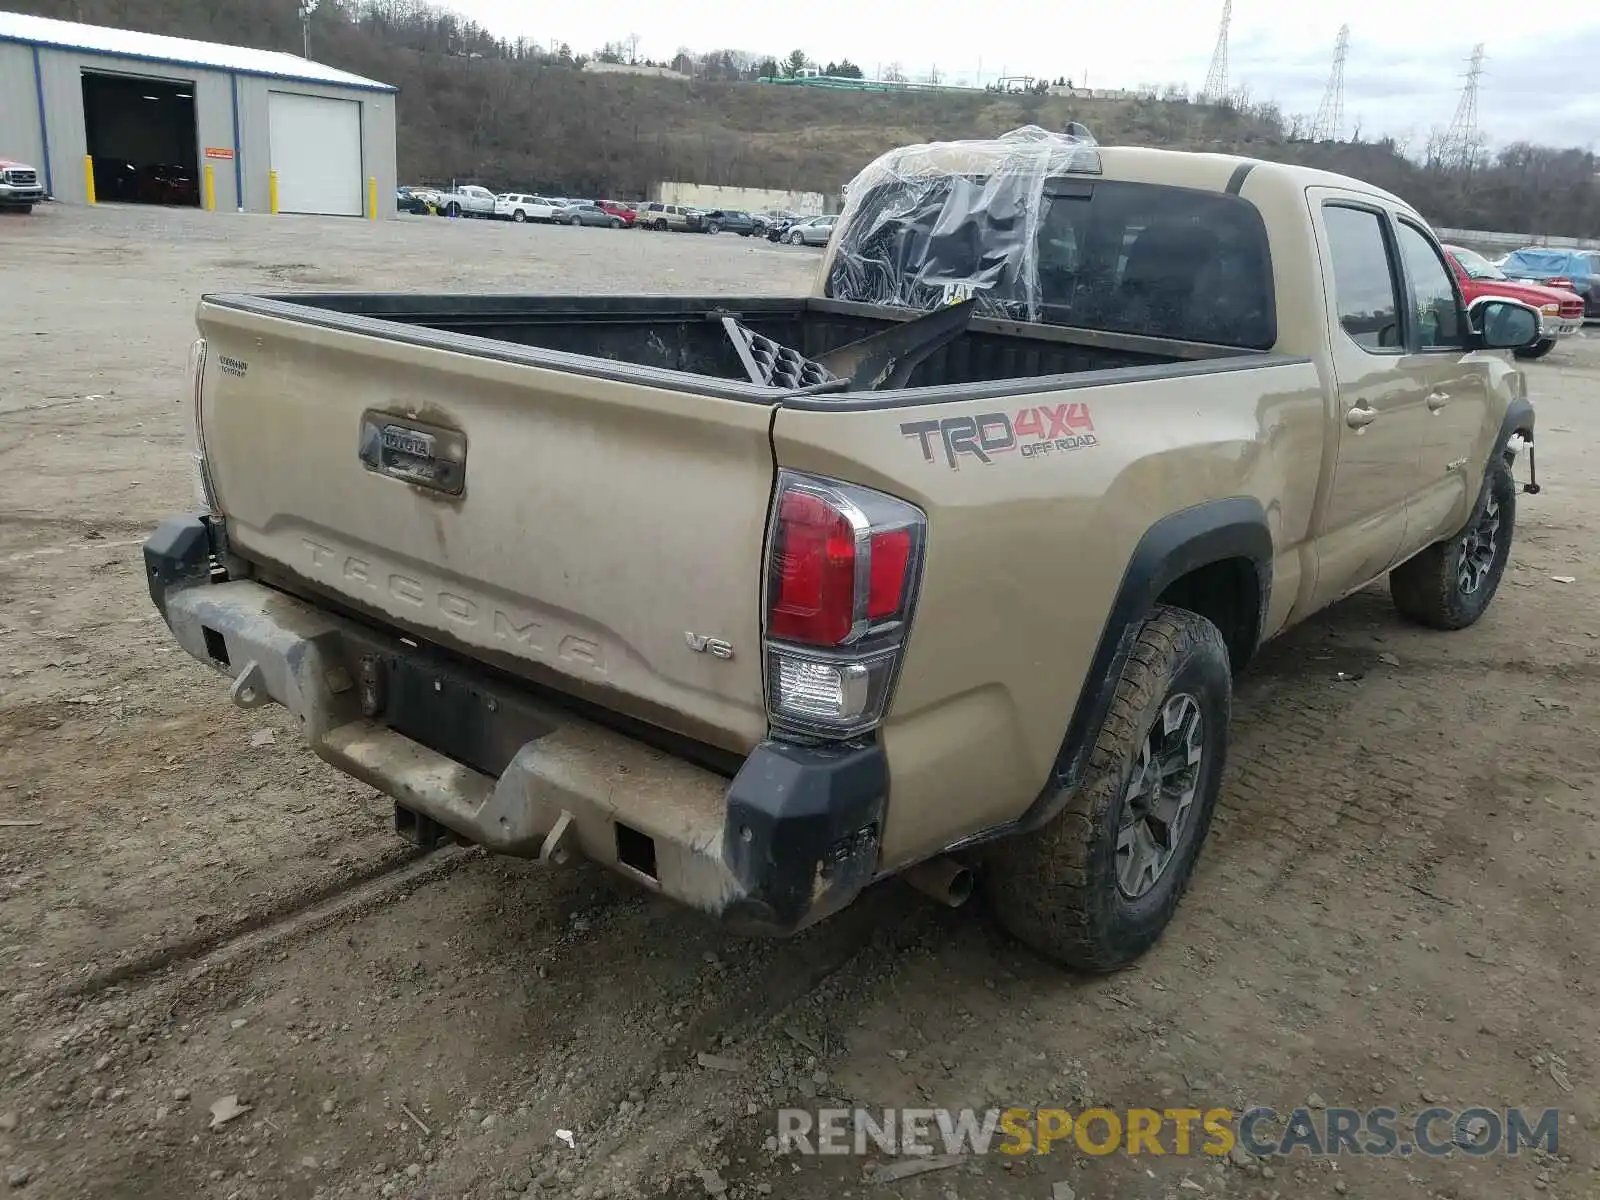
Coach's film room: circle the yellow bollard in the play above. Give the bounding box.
[367,175,377,220]
[268,170,279,214]
[83,155,96,204]
[203,163,216,211]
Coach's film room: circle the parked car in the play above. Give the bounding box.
[396,187,433,215]
[1497,248,1600,317]
[144,131,1541,971]
[434,184,497,218]
[0,156,45,212]
[595,200,639,226]
[783,214,837,246]
[559,202,627,228]
[495,193,561,223]
[765,213,809,241]
[1443,244,1583,359]
[639,202,701,232]
[700,210,765,236]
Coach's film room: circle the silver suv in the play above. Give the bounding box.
[640,203,702,232]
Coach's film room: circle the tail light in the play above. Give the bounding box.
[763,470,925,739]
[183,337,219,515]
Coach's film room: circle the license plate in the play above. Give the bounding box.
[358,411,467,496]
[370,651,554,778]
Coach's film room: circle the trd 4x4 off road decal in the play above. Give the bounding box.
[900,403,1098,469]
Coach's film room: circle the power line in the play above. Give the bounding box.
[1309,24,1349,142]
[1201,0,1231,103]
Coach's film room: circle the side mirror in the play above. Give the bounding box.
[1469,297,1541,350]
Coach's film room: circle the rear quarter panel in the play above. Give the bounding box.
[773,360,1326,867]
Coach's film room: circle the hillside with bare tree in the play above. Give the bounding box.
[15,0,1600,235]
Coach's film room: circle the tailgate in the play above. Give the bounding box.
[195,300,777,754]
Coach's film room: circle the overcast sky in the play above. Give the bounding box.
[437,0,1597,151]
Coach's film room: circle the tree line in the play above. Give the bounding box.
[13,0,1600,237]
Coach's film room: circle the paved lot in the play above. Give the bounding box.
[0,203,1596,1200]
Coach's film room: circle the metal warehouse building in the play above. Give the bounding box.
[0,10,396,216]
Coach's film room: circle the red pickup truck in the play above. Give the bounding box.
[1444,244,1583,360]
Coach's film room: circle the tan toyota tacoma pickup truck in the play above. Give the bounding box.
[143,129,1541,971]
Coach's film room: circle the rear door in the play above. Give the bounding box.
[1306,192,1427,608]
[195,301,779,753]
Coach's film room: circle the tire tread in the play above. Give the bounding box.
[984,606,1230,972]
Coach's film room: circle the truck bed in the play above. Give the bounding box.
[214,293,1261,396]
[187,288,1305,776]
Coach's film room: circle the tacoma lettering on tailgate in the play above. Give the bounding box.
[299,537,606,674]
[901,403,1097,469]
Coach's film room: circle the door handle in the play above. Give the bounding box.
[1427,391,1451,411]
[1346,405,1378,430]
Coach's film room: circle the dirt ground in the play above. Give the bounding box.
[0,203,1595,1200]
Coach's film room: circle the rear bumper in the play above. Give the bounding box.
[143,515,886,935]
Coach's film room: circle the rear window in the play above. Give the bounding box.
[826,177,1276,349]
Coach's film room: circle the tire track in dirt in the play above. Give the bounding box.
[59,844,472,1001]
[2,853,944,1199]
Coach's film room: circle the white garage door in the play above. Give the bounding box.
[267,91,363,216]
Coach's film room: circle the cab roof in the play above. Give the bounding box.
[856,134,1413,217]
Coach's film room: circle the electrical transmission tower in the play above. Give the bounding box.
[1202,0,1231,103]
[1439,44,1486,169]
[297,0,318,58]
[1310,25,1349,141]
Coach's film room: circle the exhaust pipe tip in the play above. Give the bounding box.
[903,856,975,908]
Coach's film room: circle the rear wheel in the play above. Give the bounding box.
[653,219,668,231]
[446,202,460,217]
[608,217,622,228]
[1390,461,1516,630]
[983,606,1232,972]
[568,215,581,226]
[706,221,721,234]
[1514,338,1555,360]
[787,229,803,245]
[512,209,527,223]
